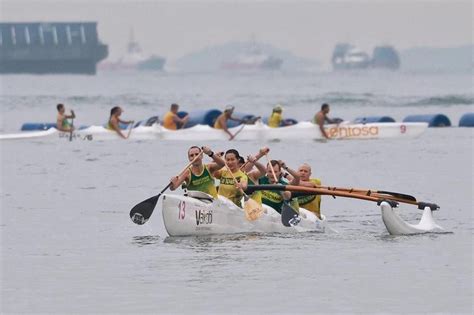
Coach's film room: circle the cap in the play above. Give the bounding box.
[273,104,283,112]
[224,105,235,112]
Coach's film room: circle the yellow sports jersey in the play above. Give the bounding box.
[163,111,177,130]
[216,169,248,207]
[268,112,282,128]
[297,178,322,218]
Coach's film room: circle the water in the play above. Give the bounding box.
[1,71,473,314]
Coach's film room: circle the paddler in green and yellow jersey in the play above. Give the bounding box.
[213,149,248,207]
[238,147,270,205]
[259,160,300,214]
[170,146,225,198]
[297,163,322,219]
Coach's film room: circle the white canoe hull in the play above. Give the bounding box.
[0,125,160,141]
[1,121,427,141]
[380,201,445,235]
[161,194,326,237]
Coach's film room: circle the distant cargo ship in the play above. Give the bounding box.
[332,43,400,71]
[98,30,166,71]
[0,22,108,75]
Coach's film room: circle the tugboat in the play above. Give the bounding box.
[331,43,400,71]
[99,29,165,71]
[0,22,108,75]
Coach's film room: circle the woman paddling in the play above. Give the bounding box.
[213,149,248,207]
[107,106,134,139]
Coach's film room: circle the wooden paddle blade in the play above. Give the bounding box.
[377,190,417,202]
[244,198,264,221]
[129,195,159,225]
[281,202,299,227]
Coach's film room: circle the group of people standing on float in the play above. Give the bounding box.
[169,146,323,219]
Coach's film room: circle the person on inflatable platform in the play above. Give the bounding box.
[162,103,189,130]
[258,160,300,214]
[213,149,248,207]
[170,146,225,198]
[296,163,323,219]
[213,105,245,140]
[268,104,283,128]
[56,103,76,132]
[107,106,134,139]
[314,103,337,139]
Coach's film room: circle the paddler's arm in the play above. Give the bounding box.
[110,120,127,139]
[202,146,226,172]
[280,161,300,186]
[316,115,330,139]
[170,171,190,190]
[235,176,248,191]
[299,180,317,188]
[118,118,134,125]
[173,113,189,126]
[218,116,235,140]
[246,159,267,180]
[65,110,76,119]
[243,146,269,173]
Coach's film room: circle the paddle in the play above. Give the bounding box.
[245,184,439,210]
[129,150,204,225]
[231,124,246,140]
[264,155,300,226]
[223,163,263,221]
[318,185,416,202]
[69,117,74,142]
[125,121,135,139]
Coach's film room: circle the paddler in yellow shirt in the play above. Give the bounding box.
[213,149,248,207]
[268,104,283,128]
[296,163,323,219]
[162,103,189,130]
[170,146,225,198]
[238,147,270,205]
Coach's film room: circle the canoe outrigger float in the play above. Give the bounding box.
[130,184,444,237]
[1,121,427,141]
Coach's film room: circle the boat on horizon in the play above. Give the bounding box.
[98,29,165,71]
[220,41,283,71]
[332,43,400,71]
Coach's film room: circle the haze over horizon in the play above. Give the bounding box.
[1,0,472,67]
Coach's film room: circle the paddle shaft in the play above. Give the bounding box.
[69,118,74,142]
[245,184,438,209]
[232,124,246,140]
[223,162,248,198]
[316,185,416,201]
[265,154,279,183]
[126,121,135,139]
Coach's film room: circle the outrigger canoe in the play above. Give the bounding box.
[151,190,444,237]
[1,121,428,141]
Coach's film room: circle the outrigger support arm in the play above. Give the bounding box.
[245,184,440,211]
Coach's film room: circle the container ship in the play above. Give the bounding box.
[0,22,108,75]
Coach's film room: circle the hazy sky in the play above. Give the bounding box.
[2,0,472,66]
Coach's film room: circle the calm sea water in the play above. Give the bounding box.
[1,71,473,314]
